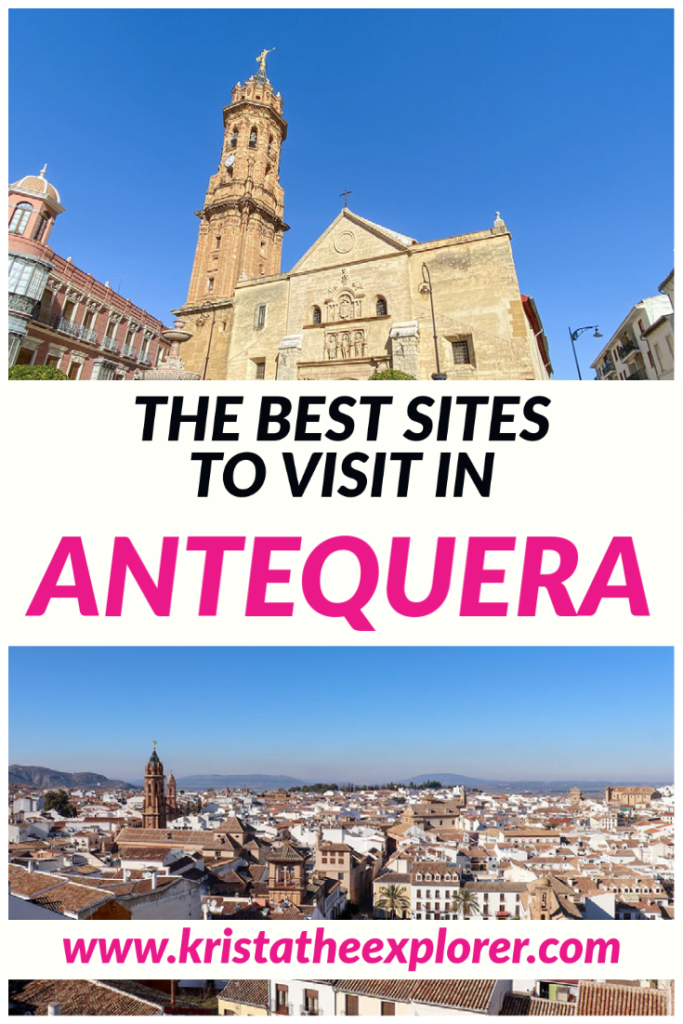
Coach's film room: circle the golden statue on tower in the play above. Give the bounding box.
[256,47,275,71]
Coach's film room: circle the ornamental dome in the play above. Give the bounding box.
[11,164,61,203]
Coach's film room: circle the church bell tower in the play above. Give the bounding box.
[174,49,289,378]
[143,742,167,830]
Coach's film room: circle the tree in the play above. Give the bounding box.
[369,369,415,380]
[43,789,78,817]
[9,364,68,380]
[376,884,410,920]
[450,888,481,919]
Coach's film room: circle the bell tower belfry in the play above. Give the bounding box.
[174,50,289,378]
[143,742,167,830]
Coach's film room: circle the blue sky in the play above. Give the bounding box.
[9,647,672,783]
[9,10,672,381]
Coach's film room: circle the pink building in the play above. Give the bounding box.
[8,166,170,378]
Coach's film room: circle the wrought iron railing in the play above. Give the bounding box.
[618,337,640,360]
[51,315,99,345]
[626,368,649,380]
[102,336,118,353]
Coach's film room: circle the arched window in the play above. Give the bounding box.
[376,296,388,316]
[249,127,258,148]
[230,128,239,149]
[312,305,322,324]
[33,212,49,242]
[9,202,32,235]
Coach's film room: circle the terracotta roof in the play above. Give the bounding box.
[219,980,269,1008]
[116,826,238,850]
[8,979,196,1016]
[501,993,576,1015]
[266,841,307,862]
[11,169,61,203]
[334,979,417,1003]
[577,982,669,1016]
[33,881,113,914]
[412,979,497,1011]
[8,866,63,898]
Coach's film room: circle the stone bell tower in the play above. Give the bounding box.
[143,742,167,830]
[174,49,289,378]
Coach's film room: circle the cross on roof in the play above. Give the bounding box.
[340,188,352,208]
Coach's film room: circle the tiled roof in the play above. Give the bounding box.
[11,172,61,203]
[333,979,497,1011]
[32,881,112,914]
[8,866,63,898]
[116,826,236,848]
[501,993,576,1015]
[412,979,497,1011]
[266,840,307,862]
[8,979,195,1015]
[577,982,669,1016]
[219,979,269,1008]
[334,979,417,1002]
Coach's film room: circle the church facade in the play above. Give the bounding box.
[174,55,552,382]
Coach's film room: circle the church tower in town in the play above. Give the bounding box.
[166,771,178,820]
[174,49,289,377]
[142,742,167,830]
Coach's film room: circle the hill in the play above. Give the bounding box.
[9,764,139,790]
[398,773,671,794]
[176,773,306,792]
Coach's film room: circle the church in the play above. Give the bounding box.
[173,52,552,382]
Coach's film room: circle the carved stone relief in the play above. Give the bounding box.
[324,328,367,360]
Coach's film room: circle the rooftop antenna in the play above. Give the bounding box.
[116,274,124,294]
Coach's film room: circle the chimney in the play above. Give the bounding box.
[27,860,34,874]
[122,867,130,882]
[48,1003,61,1016]
[150,869,158,890]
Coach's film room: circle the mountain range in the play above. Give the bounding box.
[398,773,671,793]
[9,765,670,795]
[9,765,139,790]
[174,774,307,792]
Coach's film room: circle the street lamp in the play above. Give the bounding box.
[568,324,602,380]
[198,301,219,381]
[421,263,447,380]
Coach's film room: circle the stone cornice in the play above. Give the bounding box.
[199,195,289,232]
[222,99,288,140]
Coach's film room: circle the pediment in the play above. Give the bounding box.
[291,208,415,274]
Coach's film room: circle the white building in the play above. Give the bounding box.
[591,286,674,380]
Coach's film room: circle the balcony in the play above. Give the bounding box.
[598,358,616,380]
[617,337,641,361]
[139,353,152,366]
[51,315,99,346]
[121,343,136,359]
[626,368,649,380]
[102,336,118,353]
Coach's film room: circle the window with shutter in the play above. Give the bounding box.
[345,995,359,1016]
